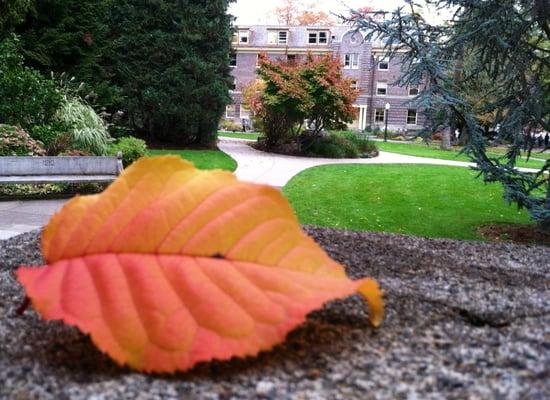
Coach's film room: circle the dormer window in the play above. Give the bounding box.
[237,30,249,44]
[308,30,330,45]
[268,30,288,45]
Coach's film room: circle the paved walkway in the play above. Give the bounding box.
[0,138,540,240]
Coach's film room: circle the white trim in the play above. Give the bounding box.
[344,53,359,69]
[374,108,386,124]
[376,82,388,96]
[406,109,418,125]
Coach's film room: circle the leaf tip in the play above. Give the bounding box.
[358,278,384,328]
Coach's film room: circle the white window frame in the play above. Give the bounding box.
[229,77,236,91]
[407,109,418,125]
[238,30,249,44]
[229,53,237,67]
[378,58,389,71]
[240,105,251,119]
[308,30,329,45]
[374,108,386,123]
[408,86,419,96]
[344,53,359,69]
[278,31,288,45]
[226,105,236,119]
[376,82,388,96]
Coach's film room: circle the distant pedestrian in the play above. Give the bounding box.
[242,119,247,132]
[537,135,543,148]
[545,132,549,149]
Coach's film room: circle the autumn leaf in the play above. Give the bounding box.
[16,156,383,373]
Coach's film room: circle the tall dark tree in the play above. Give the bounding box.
[346,0,550,231]
[103,0,234,146]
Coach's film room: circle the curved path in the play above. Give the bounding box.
[219,137,539,187]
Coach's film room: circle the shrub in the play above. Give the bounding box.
[0,36,63,130]
[305,132,359,158]
[57,96,111,155]
[106,136,147,167]
[0,124,46,156]
[220,120,242,132]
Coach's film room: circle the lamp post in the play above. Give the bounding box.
[384,102,391,142]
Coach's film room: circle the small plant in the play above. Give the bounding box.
[220,120,242,132]
[0,125,46,156]
[57,95,111,155]
[107,136,147,167]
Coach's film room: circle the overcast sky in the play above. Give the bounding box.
[228,0,452,25]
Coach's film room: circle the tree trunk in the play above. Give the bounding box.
[442,47,464,150]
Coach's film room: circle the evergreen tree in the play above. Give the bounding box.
[103,0,234,146]
[346,0,550,231]
[16,0,120,108]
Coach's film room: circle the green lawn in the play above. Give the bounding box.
[283,164,531,240]
[147,149,237,171]
[375,141,547,169]
[218,131,260,140]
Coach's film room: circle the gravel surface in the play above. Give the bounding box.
[0,228,549,399]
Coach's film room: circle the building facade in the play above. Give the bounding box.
[228,25,425,132]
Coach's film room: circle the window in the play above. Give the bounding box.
[378,58,389,70]
[256,54,261,68]
[308,30,329,44]
[374,108,386,123]
[229,77,236,91]
[226,105,236,118]
[344,53,359,69]
[408,86,419,96]
[238,30,249,44]
[240,105,251,119]
[407,109,418,125]
[350,80,358,89]
[268,31,288,45]
[287,54,296,64]
[229,53,237,67]
[376,82,387,96]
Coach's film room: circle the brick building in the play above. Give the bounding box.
[227,25,425,132]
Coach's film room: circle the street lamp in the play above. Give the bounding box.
[384,102,391,142]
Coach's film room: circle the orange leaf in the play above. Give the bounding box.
[17,156,383,373]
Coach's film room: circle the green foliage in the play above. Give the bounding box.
[0,36,63,130]
[107,136,147,167]
[0,124,46,156]
[57,95,110,155]
[0,0,32,35]
[347,0,550,230]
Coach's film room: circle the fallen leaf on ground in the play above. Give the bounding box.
[17,156,383,373]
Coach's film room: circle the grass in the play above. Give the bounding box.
[283,164,531,240]
[147,149,237,171]
[218,131,260,140]
[373,140,547,169]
